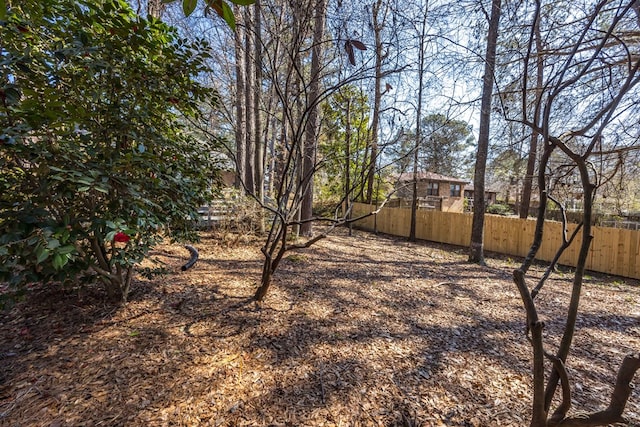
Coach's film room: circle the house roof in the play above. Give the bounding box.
[397,172,469,185]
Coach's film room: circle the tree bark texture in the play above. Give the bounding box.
[410,6,429,242]
[244,6,257,195]
[543,158,595,418]
[254,0,265,204]
[344,98,353,236]
[366,0,386,204]
[550,354,640,426]
[300,0,327,237]
[147,0,165,18]
[234,7,247,189]
[519,15,544,219]
[469,0,501,264]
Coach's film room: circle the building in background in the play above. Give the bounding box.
[394,172,469,213]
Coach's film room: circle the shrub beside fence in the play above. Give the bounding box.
[352,202,640,280]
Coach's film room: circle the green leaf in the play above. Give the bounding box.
[0,0,6,20]
[3,87,21,105]
[182,0,197,16]
[52,253,65,270]
[228,0,255,5]
[76,177,94,186]
[57,245,76,255]
[218,1,236,30]
[46,239,61,250]
[36,247,50,264]
[206,0,235,29]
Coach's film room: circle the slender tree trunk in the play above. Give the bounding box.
[542,159,595,417]
[268,115,278,197]
[274,125,286,201]
[254,0,264,204]
[519,17,543,219]
[147,0,165,18]
[254,223,287,301]
[366,0,386,204]
[469,0,501,264]
[345,98,353,236]
[409,152,419,241]
[519,139,554,426]
[520,133,538,219]
[291,1,304,238]
[410,6,428,242]
[300,0,326,236]
[234,8,246,189]
[244,6,256,195]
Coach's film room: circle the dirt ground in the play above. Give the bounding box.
[1,228,639,426]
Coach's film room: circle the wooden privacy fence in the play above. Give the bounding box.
[352,202,640,280]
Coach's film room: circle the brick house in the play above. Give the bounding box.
[463,183,498,211]
[395,172,470,213]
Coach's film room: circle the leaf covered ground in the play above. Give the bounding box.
[1,228,639,426]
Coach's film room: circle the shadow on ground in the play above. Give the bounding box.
[1,230,639,426]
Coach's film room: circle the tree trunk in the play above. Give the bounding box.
[543,159,595,417]
[517,139,554,426]
[300,0,326,237]
[345,97,353,236]
[469,0,501,264]
[234,7,246,189]
[254,0,264,204]
[409,159,419,242]
[147,0,165,18]
[254,222,287,301]
[244,6,256,195]
[366,0,386,204]
[519,17,543,219]
[410,7,428,242]
[254,254,276,301]
[291,1,304,238]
